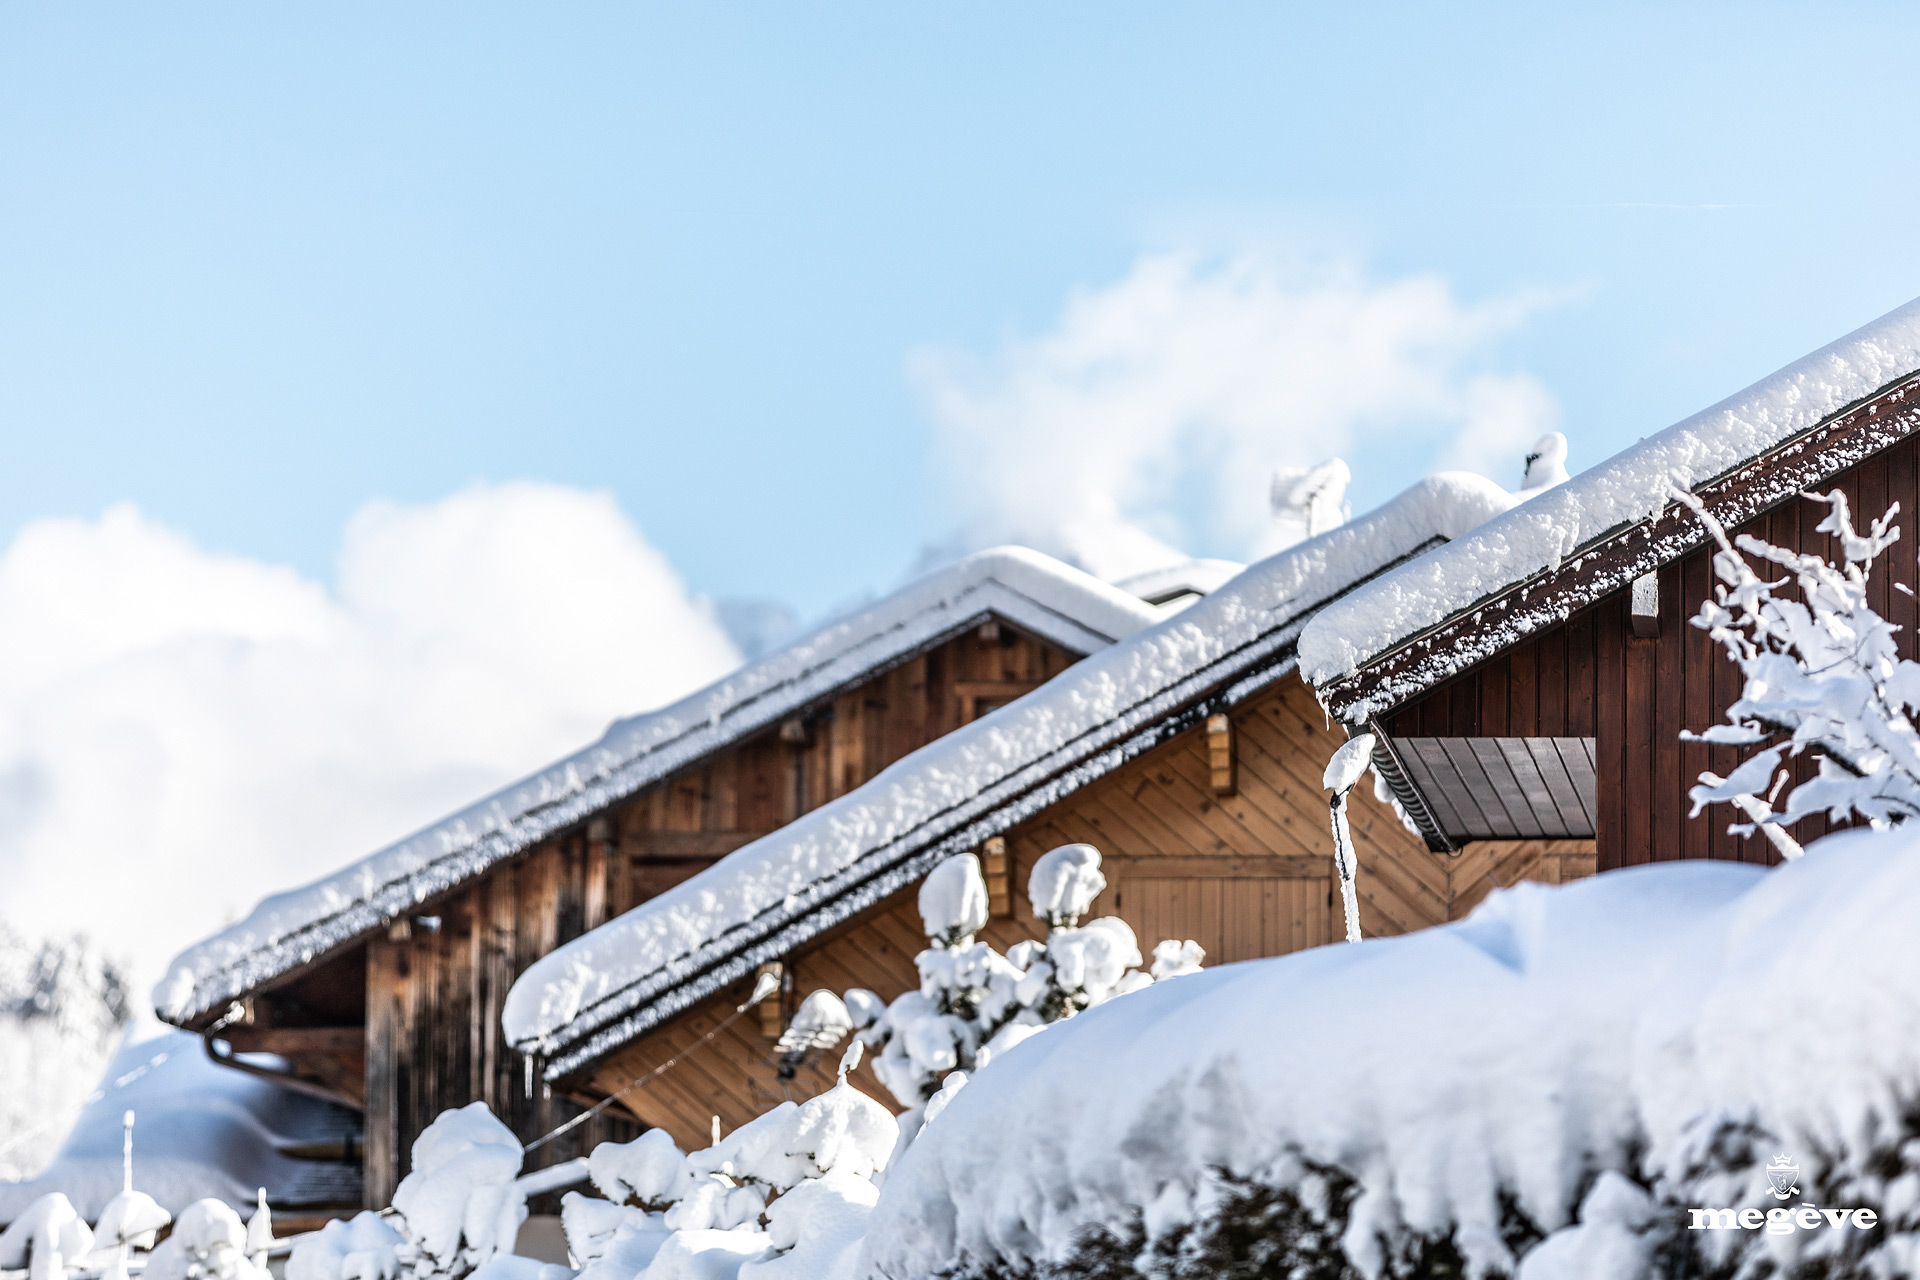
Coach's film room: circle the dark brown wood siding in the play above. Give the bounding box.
[1384,433,1920,871]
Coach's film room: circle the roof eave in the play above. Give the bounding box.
[1321,368,1920,725]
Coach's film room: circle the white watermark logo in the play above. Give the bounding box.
[1765,1154,1800,1201]
[1689,1154,1878,1236]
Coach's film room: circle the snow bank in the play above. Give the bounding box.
[0,1016,360,1223]
[155,548,1156,1028]
[864,859,1754,1277]
[1299,295,1920,706]
[505,474,1515,1069]
[864,831,1920,1277]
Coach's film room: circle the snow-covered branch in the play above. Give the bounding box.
[1678,485,1920,852]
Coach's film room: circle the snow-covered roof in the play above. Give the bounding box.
[1301,296,1920,722]
[504,474,1517,1078]
[155,548,1159,1028]
[1112,559,1246,608]
[0,1018,361,1224]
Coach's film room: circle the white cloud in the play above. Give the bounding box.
[0,484,741,985]
[911,252,1559,580]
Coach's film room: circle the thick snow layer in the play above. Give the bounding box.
[0,1016,361,1224]
[284,1212,407,1280]
[145,1198,267,1280]
[1025,845,1104,929]
[914,859,987,948]
[862,835,1920,1278]
[389,1102,526,1271]
[155,548,1155,1027]
[505,474,1516,1068]
[1300,296,1920,708]
[1111,559,1245,609]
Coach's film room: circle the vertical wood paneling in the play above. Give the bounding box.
[1386,436,1920,871]
[363,938,403,1209]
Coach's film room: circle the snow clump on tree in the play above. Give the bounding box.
[1679,485,1920,857]
[832,843,1201,1153]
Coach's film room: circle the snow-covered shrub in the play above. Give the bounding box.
[1679,486,1920,855]
[557,1047,899,1280]
[861,838,1920,1279]
[145,1198,268,1280]
[286,1212,408,1280]
[0,1193,96,1280]
[91,1189,171,1254]
[388,1103,528,1280]
[848,844,1202,1116]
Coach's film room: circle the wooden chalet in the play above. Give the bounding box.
[151,549,1163,1207]
[1301,298,1920,873]
[500,472,1592,1150]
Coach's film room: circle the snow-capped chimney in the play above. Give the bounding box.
[1521,433,1570,491]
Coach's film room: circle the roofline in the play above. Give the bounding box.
[1318,367,1920,724]
[526,537,1452,1079]
[159,566,1151,1028]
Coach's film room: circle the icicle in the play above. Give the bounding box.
[711,1115,721,1147]
[1323,734,1376,944]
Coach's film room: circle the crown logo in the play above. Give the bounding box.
[1765,1153,1801,1201]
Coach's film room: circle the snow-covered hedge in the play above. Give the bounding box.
[862,833,1920,1279]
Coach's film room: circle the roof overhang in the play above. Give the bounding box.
[1319,368,1920,727]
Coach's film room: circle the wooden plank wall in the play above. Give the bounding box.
[363,831,633,1208]
[1384,433,1920,871]
[353,622,1075,1204]
[610,626,1074,914]
[577,675,1591,1148]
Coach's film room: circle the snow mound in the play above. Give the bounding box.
[865,852,1809,1278]
[389,1102,525,1273]
[1026,845,1104,929]
[915,858,987,948]
[284,1212,406,1280]
[1300,295,1920,706]
[0,1016,360,1223]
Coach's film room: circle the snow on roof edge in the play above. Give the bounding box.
[152,547,1158,1026]
[504,472,1518,1060]
[1113,558,1247,605]
[1297,295,1920,702]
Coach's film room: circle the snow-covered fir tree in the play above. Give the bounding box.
[0,927,131,1179]
[841,843,1201,1137]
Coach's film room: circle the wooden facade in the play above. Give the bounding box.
[570,674,1595,1149]
[1374,431,1920,871]
[225,622,1081,1207]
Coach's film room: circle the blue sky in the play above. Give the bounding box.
[4,4,1920,618]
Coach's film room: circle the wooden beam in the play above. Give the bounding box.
[363,939,403,1209]
[981,837,1011,917]
[1206,713,1236,796]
